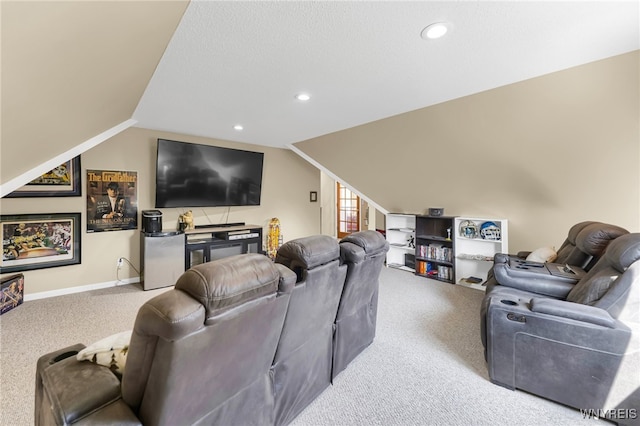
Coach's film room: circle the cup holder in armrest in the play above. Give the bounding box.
[500,299,518,306]
[52,351,79,363]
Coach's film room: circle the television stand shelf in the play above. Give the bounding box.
[184,224,263,269]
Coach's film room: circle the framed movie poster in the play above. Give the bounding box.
[86,170,138,232]
[0,213,81,274]
[5,156,81,198]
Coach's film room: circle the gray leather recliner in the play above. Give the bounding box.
[506,221,598,267]
[34,254,296,426]
[485,221,629,297]
[272,235,348,426]
[483,233,640,424]
[333,230,389,380]
[34,233,392,426]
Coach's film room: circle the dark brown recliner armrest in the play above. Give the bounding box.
[35,343,86,425]
[35,345,140,425]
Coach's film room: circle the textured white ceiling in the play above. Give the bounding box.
[133,1,639,148]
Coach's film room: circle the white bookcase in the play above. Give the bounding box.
[385,213,416,272]
[454,217,508,291]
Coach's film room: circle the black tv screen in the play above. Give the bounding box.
[155,139,264,208]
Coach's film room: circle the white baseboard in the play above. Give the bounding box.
[24,277,141,302]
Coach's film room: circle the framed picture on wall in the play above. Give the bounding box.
[5,156,81,198]
[86,169,138,232]
[0,213,81,274]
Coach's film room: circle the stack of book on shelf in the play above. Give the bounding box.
[436,265,452,281]
[417,244,453,262]
[415,260,453,281]
[416,260,431,275]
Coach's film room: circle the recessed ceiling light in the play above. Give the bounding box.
[421,22,449,40]
[295,93,311,101]
[233,124,243,131]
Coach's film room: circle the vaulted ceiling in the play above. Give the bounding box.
[135,1,639,148]
[2,1,638,193]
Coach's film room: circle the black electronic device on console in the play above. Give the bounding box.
[195,222,246,229]
[214,228,261,241]
[142,210,163,233]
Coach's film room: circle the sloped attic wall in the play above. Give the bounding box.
[293,51,640,252]
[1,1,189,188]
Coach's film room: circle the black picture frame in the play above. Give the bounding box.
[0,213,81,274]
[5,156,81,198]
[310,191,318,202]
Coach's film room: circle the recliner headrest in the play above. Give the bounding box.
[275,235,340,270]
[576,223,629,257]
[605,233,640,271]
[566,221,599,244]
[340,230,389,255]
[175,253,280,319]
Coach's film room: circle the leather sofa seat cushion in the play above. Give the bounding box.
[176,253,280,320]
[566,274,618,306]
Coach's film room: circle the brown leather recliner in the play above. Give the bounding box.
[35,234,391,426]
[34,254,296,426]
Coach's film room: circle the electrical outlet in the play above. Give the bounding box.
[117,258,124,268]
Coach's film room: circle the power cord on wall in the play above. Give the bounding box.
[201,207,230,225]
[116,257,140,283]
[202,209,213,225]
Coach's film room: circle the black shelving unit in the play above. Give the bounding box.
[414,215,456,283]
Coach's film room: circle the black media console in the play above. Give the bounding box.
[184,224,263,269]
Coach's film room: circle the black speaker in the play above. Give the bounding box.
[142,210,162,233]
[405,253,415,269]
[428,207,444,217]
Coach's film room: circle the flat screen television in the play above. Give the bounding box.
[155,139,264,208]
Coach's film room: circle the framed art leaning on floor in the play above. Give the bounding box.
[0,213,81,274]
